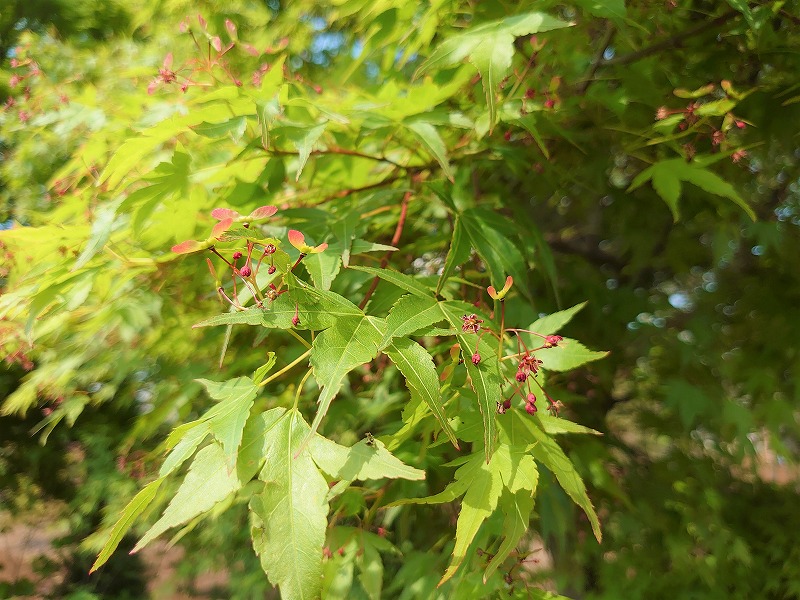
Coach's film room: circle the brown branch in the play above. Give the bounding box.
[266,146,407,169]
[601,10,740,68]
[358,190,412,310]
[320,173,404,203]
[575,24,616,96]
[545,235,626,272]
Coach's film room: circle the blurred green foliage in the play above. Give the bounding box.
[1,0,799,598]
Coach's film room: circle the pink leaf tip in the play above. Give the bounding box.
[211,208,240,221]
[248,205,278,220]
[212,217,234,238]
[171,239,202,254]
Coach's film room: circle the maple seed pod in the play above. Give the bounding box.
[267,265,276,274]
[525,402,538,415]
[471,352,481,365]
[239,265,252,277]
[232,251,243,260]
[516,371,527,382]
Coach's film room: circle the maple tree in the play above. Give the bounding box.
[2,1,800,598]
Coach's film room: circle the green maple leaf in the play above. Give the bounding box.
[629,158,755,221]
[250,410,329,600]
[385,337,460,449]
[417,12,572,130]
[307,312,386,443]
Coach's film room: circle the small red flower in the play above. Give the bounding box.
[543,335,562,348]
[460,314,483,333]
[518,353,543,375]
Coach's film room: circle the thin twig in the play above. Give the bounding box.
[358,190,412,310]
[266,146,406,169]
[575,24,616,96]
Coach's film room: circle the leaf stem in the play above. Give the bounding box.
[291,369,313,411]
[497,301,506,360]
[285,328,311,349]
[258,349,311,387]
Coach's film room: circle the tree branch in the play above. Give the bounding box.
[358,190,412,310]
[575,24,616,96]
[601,10,739,68]
[266,146,407,169]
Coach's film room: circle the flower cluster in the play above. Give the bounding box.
[460,314,484,334]
[147,16,296,96]
[653,81,749,164]
[462,276,568,419]
[171,205,327,315]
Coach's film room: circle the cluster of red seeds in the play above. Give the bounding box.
[654,81,749,164]
[461,277,566,418]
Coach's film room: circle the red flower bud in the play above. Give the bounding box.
[516,371,527,382]
[267,265,276,274]
[264,243,276,255]
[544,335,562,348]
[232,251,243,260]
[471,352,481,365]
[525,402,538,415]
[239,265,252,277]
[502,399,512,410]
